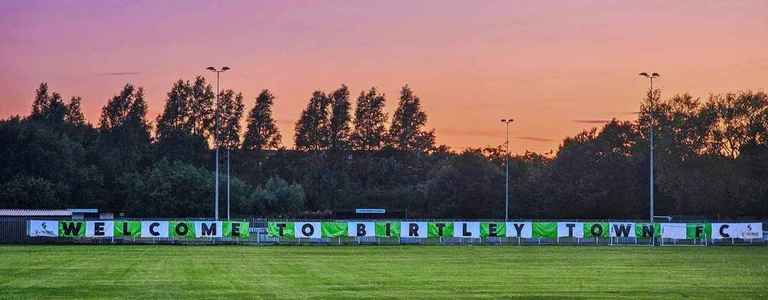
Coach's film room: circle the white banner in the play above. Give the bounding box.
[348,222,375,237]
[712,223,763,239]
[400,222,428,238]
[85,221,114,238]
[506,222,532,238]
[661,223,687,239]
[453,222,480,238]
[194,221,223,238]
[557,222,583,238]
[294,222,321,239]
[29,220,58,237]
[609,223,634,238]
[141,221,169,238]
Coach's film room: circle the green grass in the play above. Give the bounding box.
[1,245,767,299]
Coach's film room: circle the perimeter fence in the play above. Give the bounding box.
[3,217,767,246]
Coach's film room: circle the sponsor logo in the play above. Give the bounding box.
[743,224,761,239]
[34,222,56,236]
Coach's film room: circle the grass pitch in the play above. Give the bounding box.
[1,245,767,299]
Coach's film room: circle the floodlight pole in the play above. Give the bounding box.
[639,72,659,227]
[207,66,230,220]
[501,118,514,221]
[227,150,230,220]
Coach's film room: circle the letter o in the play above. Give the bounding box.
[302,223,314,237]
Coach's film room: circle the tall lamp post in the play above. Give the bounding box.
[206,66,230,220]
[639,72,659,226]
[500,118,514,221]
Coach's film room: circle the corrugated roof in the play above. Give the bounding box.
[68,208,98,213]
[0,209,72,216]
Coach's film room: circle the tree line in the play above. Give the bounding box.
[1,78,766,219]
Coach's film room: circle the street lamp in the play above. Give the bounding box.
[639,72,659,227]
[206,66,230,220]
[500,118,514,221]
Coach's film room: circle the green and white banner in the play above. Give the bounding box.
[264,221,763,240]
[610,222,634,237]
[30,220,762,241]
[115,221,141,238]
[348,222,376,237]
[170,221,195,239]
[224,221,249,238]
[453,222,480,238]
[428,222,454,238]
[557,222,583,238]
[584,223,609,239]
[194,221,223,238]
[532,222,557,239]
[400,222,427,238]
[294,222,322,239]
[712,223,762,239]
[481,222,506,238]
[86,221,113,238]
[30,220,248,239]
[506,222,532,238]
[375,221,400,238]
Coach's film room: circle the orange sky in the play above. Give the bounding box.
[1,1,766,154]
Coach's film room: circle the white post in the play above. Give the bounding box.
[505,122,509,221]
[227,150,230,220]
[214,71,220,220]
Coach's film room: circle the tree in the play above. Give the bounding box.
[294,91,331,151]
[156,77,215,143]
[133,159,213,217]
[243,89,282,151]
[30,82,50,118]
[387,85,435,152]
[0,175,61,209]
[189,76,216,138]
[95,84,152,211]
[328,85,352,152]
[543,120,645,218]
[30,83,67,125]
[707,91,768,158]
[99,84,149,133]
[156,80,192,141]
[351,87,388,151]
[425,149,503,218]
[217,89,245,150]
[155,79,211,164]
[65,96,86,126]
[251,176,305,216]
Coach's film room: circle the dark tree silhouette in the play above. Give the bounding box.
[328,85,352,152]
[243,89,281,151]
[294,91,331,151]
[217,89,245,150]
[387,85,435,152]
[351,87,387,151]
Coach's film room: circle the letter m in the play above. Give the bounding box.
[202,223,216,236]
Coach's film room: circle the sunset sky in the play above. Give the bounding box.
[1,0,766,154]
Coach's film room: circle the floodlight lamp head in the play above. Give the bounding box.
[651,72,660,77]
[206,67,216,71]
[222,66,230,71]
[639,72,649,77]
